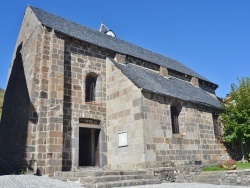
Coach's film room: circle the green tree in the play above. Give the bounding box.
[221,77,250,160]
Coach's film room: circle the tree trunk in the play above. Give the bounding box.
[241,141,245,161]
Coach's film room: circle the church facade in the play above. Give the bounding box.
[0,6,227,176]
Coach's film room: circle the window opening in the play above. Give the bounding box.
[171,105,180,134]
[85,73,97,102]
[213,113,220,137]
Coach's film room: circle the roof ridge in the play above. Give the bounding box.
[28,5,216,85]
[29,5,98,34]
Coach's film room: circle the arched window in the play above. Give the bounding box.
[85,73,97,102]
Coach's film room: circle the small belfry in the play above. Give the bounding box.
[98,23,116,37]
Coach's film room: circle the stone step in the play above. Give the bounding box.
[55,171,92,178]
[80,174,155,184]
[93,170,148,177]
[55,170,149,178]
[197,174,221,179]
[54,169,160,187]
[196,173,221,179]
[55,174,155,183]
[76,167,103,171]
[197,172,221,176]
[196,177,221,185]
[81,178,161,188]
[196,172,221,185]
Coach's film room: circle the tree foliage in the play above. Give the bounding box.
[221,77,250,144]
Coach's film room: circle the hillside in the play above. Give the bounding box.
[0,88,4,120]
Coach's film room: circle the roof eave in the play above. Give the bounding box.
[141,88,222,110]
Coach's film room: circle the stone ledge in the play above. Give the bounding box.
[197,169,250,186]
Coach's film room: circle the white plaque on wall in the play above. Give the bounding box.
[118,132,128,147]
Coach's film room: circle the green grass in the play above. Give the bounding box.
[236,162,250,169]
[203,165,225,171]
[203,162,250,171]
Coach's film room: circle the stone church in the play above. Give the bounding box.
[0,6,227,176]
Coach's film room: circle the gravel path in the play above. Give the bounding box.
[0,175,249,188]
[0,175,82,188]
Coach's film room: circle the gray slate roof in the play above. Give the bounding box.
[111,59,221,108]
[29,6,215,84]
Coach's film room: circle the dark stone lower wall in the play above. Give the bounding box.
[155,166,250,186]
[153,165,203,183]
[219,170,250,186]
[0,43,37,172]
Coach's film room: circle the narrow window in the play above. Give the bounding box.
[171,105,180,134]
[85,73,97,102]
[213,113,220,137]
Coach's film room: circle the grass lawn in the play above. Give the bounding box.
[236,162,250,169]
[203,165,225,171]
[203,162,250,171]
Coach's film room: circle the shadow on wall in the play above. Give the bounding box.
[224,141,250,161]
[0,43,38,174]
[62,40,72,171]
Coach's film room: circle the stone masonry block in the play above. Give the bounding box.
[134,112,144,120]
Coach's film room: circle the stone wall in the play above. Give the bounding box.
[36,28,65,175]
[32,29,114,174]
[62,38,114,171]
[106,58,147,170]
[141,91,228,168]
[153,165,203,183]
[106,60,227,170]
[1,13,67,175]
[1,6,113,175]
[196,170,250,186]
[0,6,43,173]
[156,167,250,186]
[219,170,250,186]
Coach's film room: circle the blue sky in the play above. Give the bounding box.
[0,0,249,97]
